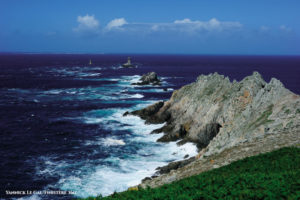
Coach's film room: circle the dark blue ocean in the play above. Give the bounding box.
[0,54,300,200]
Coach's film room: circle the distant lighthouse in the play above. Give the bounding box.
[89,59,92,65]
[127,57,131,65]
[122,57,135,68]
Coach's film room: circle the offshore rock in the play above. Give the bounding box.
[132,72,161,85]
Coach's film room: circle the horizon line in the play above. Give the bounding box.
[0,51,300,57]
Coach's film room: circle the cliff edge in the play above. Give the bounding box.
[128,72,300,188]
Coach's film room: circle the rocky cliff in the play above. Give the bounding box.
[127,72,300,188]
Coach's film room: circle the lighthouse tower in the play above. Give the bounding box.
[122,56,135,68]
[127,57,131,65]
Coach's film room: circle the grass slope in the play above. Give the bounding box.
[80,147,300,200]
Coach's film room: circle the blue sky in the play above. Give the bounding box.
[0,0,299,54]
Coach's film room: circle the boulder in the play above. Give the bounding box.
[132,72,161,85]
[155,157,196,175]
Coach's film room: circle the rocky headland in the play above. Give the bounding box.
[126,71,300,188]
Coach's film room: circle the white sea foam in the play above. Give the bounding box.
[100,76,140,85]
[42,86,126,101]
[63,103,198,198]
[105,78,121,81]
[113,75,141,87]
[35,74,194,198]
[78,72,101,77]
[40,110,197,199]
[122,93,144,99]
[122,75,141,84]
[44,89,63,95]
[35,157,68,178]
[46,66,102,78]
[59,140,197,198]
[103,138,126,146]
[84,138,126,146]
[84,117,103,124]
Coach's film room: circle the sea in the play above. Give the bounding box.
[0,54,300,200]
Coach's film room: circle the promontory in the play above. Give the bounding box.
[127,71,300,188]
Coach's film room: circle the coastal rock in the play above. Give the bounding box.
[129,71,300,190]
[134,72,300,188]
[132,72,161,85]
[123,111,130,116]
[130,101,170,124]
[155,157,196,175]
[141,177,152,182]
[131,71,300,154]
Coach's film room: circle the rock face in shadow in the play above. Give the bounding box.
[132,72,161,85]
[130,101,171,124]
[129,72,300,156]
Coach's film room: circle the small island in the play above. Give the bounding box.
[131,72,161,86]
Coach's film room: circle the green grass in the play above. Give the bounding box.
[79,147,300,200]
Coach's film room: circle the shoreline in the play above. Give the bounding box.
[121,72,201,190]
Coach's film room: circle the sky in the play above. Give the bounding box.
[0,0,300,54]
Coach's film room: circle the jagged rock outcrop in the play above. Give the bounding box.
[132,72,161,85]
[129,101,170,124]
[132,71,300,188]
[130,72,300,155]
